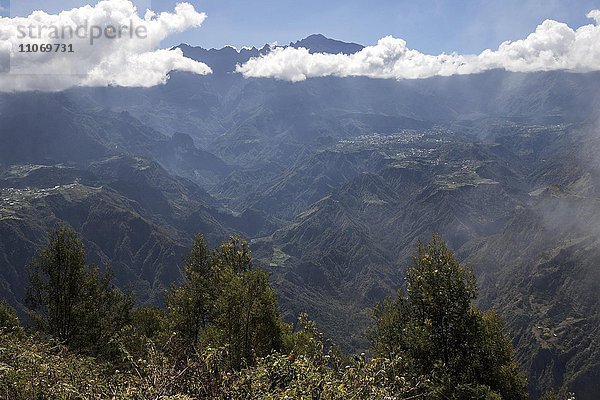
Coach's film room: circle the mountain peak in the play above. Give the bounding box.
[290,34,364,54]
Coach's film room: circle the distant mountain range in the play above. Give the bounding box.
[1,34,600,398]
[176,34,364,74]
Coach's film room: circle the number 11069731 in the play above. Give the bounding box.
[18,43,74,53]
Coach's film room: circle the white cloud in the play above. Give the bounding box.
[0,0,211,92]
[237,11,600,81]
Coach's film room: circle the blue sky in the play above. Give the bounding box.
[8,0,600,53]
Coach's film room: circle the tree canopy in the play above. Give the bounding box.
[166,234,285,369]
[26,224,132,355]
[372,233,528,399]
[0,228,532,399]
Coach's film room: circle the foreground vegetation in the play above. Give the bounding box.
[0,225,531,399]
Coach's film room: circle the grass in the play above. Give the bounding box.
[269,247,290,267]
[435,162,498,190]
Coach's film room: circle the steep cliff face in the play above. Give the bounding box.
[462,125,600,398]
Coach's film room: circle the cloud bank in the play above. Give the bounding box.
[0,0,211,92]
[237,11,600,81]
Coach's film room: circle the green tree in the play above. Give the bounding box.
[166,235,285,369]
[165,233,214,350]
[0,302,23,337]
[130,307,166,340]
[76,266,133,355]
[26,224,87,343]
[26,224,131,354]
[211,237,285,369]
[371,233,527,399]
